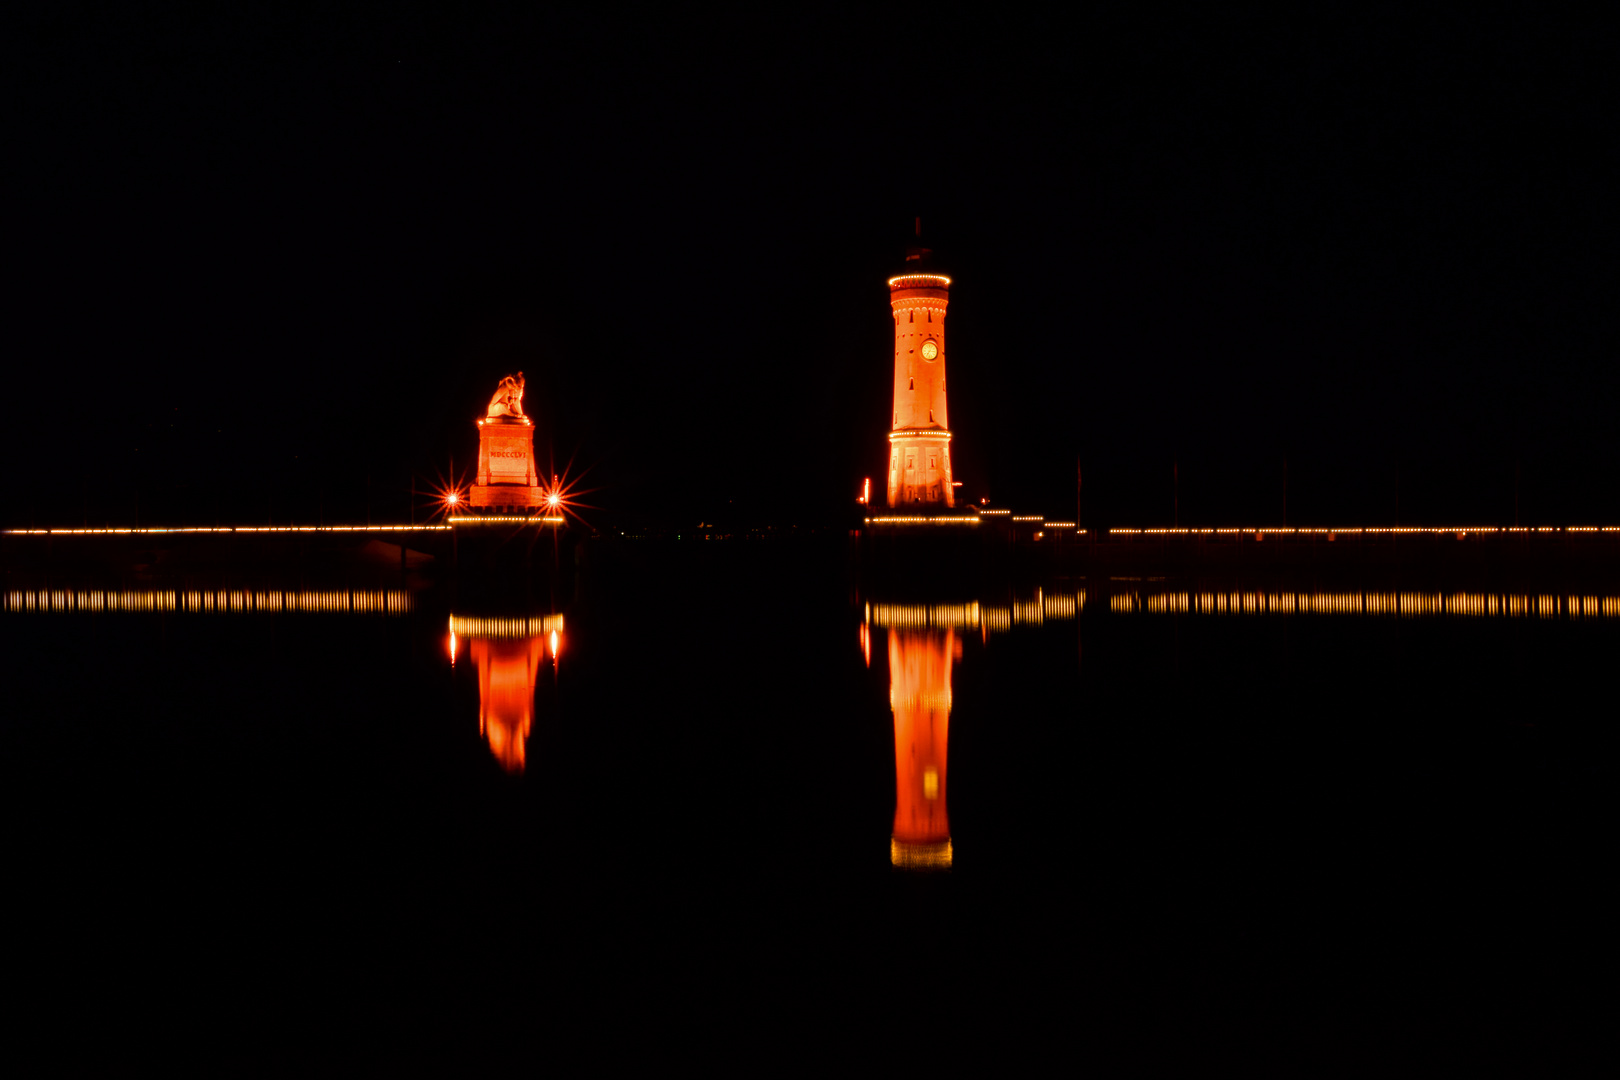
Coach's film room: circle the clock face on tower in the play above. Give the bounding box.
[920,340,938,361]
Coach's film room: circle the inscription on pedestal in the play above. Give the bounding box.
[485,437,533,483]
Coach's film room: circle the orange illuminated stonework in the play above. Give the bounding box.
[470,417,544,509]
[886,238,955,510]
[889,627,953,869]
[470,373,545,510]
[470,634,547,773]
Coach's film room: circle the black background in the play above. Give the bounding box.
[8,7,1616,529]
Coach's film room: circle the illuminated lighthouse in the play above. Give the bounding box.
[886,229,955,509]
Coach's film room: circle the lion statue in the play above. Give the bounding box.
[486,372,526,419]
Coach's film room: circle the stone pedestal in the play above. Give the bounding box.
[469,416,544,510]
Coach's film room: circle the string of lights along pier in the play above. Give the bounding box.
[856,511,1620,540]
[0,517,563,537]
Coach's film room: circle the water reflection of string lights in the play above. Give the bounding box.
[865,589,1084,633]
[3,588,414,615]
[864,515,981,526]
[1108,590,1620,619]
[447,613,564,638]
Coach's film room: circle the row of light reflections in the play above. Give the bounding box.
[862,588,1620,628]
[863,584,1620,871]
[2,591,557,776]
[1116,590,1620,619]
[4,589,414,614]
[12,584,1620,874]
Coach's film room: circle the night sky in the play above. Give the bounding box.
[9,8,1616,530]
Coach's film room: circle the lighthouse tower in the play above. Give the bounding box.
[886,229,955,509]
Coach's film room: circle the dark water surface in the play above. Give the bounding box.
[3,543,1613,1069]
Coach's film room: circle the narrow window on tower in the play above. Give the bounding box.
[929,409,934,422]
[927,310,932,322]
[908,377,914,390]
[909,311,914,323]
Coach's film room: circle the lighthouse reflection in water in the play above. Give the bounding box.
[868,591,1081,870]
[888,626,957,869]
[448,613,563,773]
